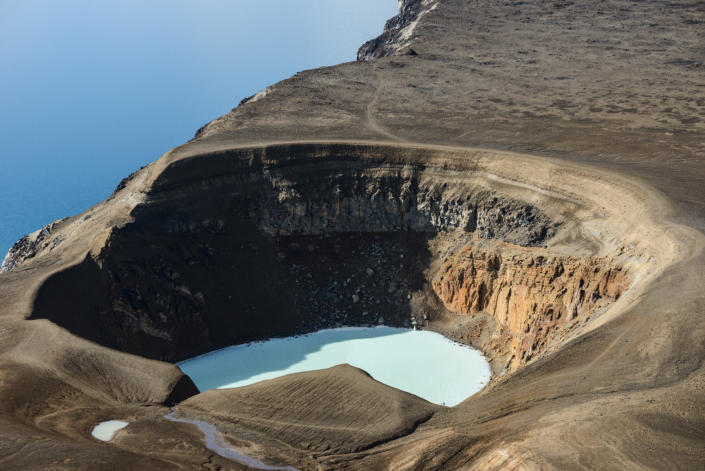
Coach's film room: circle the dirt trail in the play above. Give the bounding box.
[365,65,401,142]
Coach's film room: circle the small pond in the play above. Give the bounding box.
[92,420,129,441]
[179,327,490,407]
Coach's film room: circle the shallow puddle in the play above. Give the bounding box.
[179,327,490,406]
[92,420,129,441]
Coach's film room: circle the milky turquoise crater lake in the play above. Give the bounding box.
[178,327,491,407]
[92,420,129,441]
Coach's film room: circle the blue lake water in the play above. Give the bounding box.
[0,1,398,255]
[178,327,491,407]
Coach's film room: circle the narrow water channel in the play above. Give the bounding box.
[178,326,491,407]
[164,411,297,470]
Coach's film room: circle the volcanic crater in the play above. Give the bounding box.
[14,143,650,377]
[2,0,704,467]
[0,140,694,470]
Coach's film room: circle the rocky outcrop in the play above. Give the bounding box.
[433,243,629,370]
[0,219,67,273]
[357,0,439,61]
[236,174,556,247]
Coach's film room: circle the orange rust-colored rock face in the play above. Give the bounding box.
[433,243,629,370]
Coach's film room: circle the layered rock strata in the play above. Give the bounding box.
[25,167,557,362]
[433,243,630,370]
[235,174,555,246]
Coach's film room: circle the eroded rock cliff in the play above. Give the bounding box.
[26,160,559,363]
[357,0,440,60]
[236,173,554,246]
[0,218,68,273]
[433,242,630,371]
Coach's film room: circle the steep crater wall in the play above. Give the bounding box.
[234,173,555,245]
[433,243,629,371]
[22,143,658,375]
[29,167,559,363]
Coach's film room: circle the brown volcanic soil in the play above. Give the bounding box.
[1,1,705,470]
[177,365,440,466]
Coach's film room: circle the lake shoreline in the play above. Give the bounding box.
[178,326,491,407]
